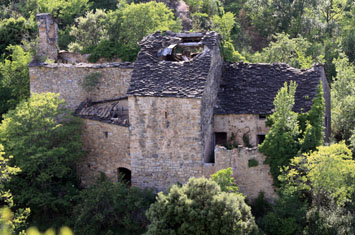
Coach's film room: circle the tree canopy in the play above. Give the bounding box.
[146,176,258,235]
[0,93,84,228]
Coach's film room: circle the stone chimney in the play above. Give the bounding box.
[36,13,58,62]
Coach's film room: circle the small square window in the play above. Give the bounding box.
[104,131,109,138]
[215,132,227,146]
[259,114,267,119]
[257,135,265,145]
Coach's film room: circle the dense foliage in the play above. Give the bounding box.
[0,93,84,229]
[0,0,354,233]
[259,81,325,184]
[0,145,29,234]
[73,176,155,235]
[331,54,355,152]
[146,177,258,235]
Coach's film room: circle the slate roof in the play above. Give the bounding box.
[127,31,220,98]
[75,97,129,126]
[214,62,323,115]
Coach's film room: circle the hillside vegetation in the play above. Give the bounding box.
[0,0,354,234]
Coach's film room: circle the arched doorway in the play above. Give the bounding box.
[117,167,131,186]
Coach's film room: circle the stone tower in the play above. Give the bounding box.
[127,32,223,191]
[36,13,58,62]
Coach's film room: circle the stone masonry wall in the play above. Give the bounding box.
[129,96,203,191]
[78,119,130,186]
[36,13,58,61]
[210,146,277,202]
[29,63,133,110]
[214,114,269,147]
[200,39,223,163]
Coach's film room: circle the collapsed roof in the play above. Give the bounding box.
[75,97,129,126]
[127,31,221,98]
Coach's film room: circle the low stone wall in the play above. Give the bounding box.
[206,146,277,202]
[29,62,133,110]
[214,114,269,147]
[129,96,203,191]
[78,119,130,186]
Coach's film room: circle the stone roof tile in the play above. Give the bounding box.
[127,31,220,98]
[214,62,322,114]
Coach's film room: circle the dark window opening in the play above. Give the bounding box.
[104,131,109,138]
[165,112,168,119]
[257,135,265,145]
[259,114,267,119]
[215,132,227,146]
[118,167,131,186]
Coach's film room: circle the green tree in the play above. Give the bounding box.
[114,1,182,47]
[68,9,108,53]
[73,176,155,235]
[0,17,35,57]
[36,0,91,27]
[0,45,32,115]
[281,143,355,207]
[259,81,300,185]
[210,167,240,194]
[299,82,325,153]
[331,54,355,149]
[279,143,355,233]
[251,33,318,69]
[146,177,258,235]
[0,93,84,228]
[211,12,235,40]
[0,145,30,234]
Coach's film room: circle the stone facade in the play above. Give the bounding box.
[36,14,58,61]
[129,96,203,191]
[29,15,331,202]
[78,119,130,186]
[214,114,269,147]
[29,63,133,110]
[213,146,278,202]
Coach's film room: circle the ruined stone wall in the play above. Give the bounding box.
[29,63,133,110]
[200,41,223,163]
[214,114,269,147]
[129,96,203,191]
[36,13,58,61]
[315,65,331,142]
[78,119,130,186]
[205,146,277,202]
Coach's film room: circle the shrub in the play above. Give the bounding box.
[73,177,155,235]
[0,45,32,112]
[210,168,240,194]
[68,9,108,53]
[146,177,258,235]
[80,72,102,92]
[248,159,258,167]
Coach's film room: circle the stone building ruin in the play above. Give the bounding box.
[29,14,331,201]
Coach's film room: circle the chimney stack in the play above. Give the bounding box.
[36,13,58,62]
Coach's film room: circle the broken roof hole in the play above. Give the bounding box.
[158,43,204,62]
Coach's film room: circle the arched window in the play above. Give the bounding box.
[117,167,131,186]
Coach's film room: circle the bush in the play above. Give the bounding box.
[68,9,108,53]
[146,177,258,235]
[0,17,35,58]
[0,45,32,113]
[221,41,248,62]
[73,177,155,235]
[80,72,102,91]
[305,203,355,235]
[248,159,258,167]
[0,93,84,228]
[260,193,307,235]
